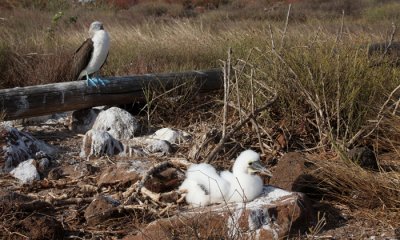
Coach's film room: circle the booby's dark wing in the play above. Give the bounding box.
[99,52,109,71]
[71,38,94,80]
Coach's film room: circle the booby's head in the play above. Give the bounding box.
[89,21,104,38]
[233,150,273,177]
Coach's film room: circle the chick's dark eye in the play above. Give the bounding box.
[248,162,253,165]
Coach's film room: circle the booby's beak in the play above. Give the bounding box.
[249,161,273,177]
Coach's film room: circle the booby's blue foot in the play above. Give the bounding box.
[86,77,110,87]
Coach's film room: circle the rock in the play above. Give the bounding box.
[126,187,314,240]
[122,138,172,156]
[34,150,48,160]
[124,146,147,157]
[143,167,184,193]
[97,160,151,187]
[69,108,101,134]
[348,146,378,170]
[84,195,121,226]
[270,152,318,197]
[80,129,124,159]
[47,167,63,180]
[92,107,139,140]
[1,126,57,172]
[145,139,172,155]
[23,112,69,126]
[10,159,40,184]
[152,128,190,144]
[37,158,50,175]
[17,214,64,240]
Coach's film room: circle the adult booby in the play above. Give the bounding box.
[72,21,110,86]
[179,150,273,206]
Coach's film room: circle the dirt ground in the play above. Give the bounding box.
[1,112,399,240]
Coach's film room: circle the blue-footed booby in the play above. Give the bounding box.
[73,21,110,86]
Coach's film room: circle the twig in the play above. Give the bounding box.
[141,186,161,202]
[250,68,255,114]
[52,197,94,206]
[383,22,397,56]
[205,94,277,163]
[223,61,227,139]
[168,158,192,168]
[251,117,266,155]
[121,204,159,215]
[280,4,291,51]
[224,101,271,154]
[370,23,398,67]
[268,24,275,50]
[222,48,232,139]
[234,66,242,122]
[364,82,400,138]
[333,10,345,48]
[346,128,365,147]
[137,161,174,190]
[1,226,29,239]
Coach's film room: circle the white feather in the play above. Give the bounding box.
[179,163,230,206]
[222,150,264,202]
[78,29,110,79]
[180,150,266,206]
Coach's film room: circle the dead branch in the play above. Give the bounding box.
[364,82,400,138]
[52,197,94,206]
[205,94,277,163]
[137,161,175,190]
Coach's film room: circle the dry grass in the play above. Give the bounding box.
[1,0,400,237]
[312,158,400,209]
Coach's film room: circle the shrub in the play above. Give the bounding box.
[364,2,400,22]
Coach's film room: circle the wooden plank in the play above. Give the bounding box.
[0,69,223,120]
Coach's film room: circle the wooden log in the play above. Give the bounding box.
[0,69,222,120]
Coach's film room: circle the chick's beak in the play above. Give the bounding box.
[249,161,273,177]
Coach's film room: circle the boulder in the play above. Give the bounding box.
[123,138,172,156]
[92,107,139,140]
[80,129,124,159]
[145,139,172,155]
[1,126,57,172]
[84,195,121,226]
[151,128,190,144]
[270,152,318,197]
[347,146,378,170]
[97,160,151,187]
[69,108,101,134]
[10,159,40,184]
[143,167,184,193]
[125,187,314,240]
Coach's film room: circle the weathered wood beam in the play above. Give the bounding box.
[0,69,223,120]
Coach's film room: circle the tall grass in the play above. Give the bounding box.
[1,0,400,230]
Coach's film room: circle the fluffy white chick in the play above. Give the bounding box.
[179,150,272,206]
[220,150,273,203]
[179,163,230,206]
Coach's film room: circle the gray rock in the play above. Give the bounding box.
[69,108,101,134]
[92,107,139,140]
[348,146,378,170]
[1,126,57,172]
[80,129,124,159]
[10,159,40,184]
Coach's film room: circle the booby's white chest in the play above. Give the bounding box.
[82,30,110,76]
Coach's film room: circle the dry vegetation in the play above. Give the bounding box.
[1,0,400,238]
